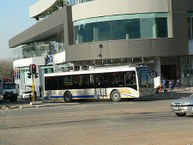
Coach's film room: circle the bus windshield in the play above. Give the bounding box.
[137,67,154,88]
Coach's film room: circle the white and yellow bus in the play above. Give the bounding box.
[43,65,155,102]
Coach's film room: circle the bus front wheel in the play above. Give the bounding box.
[63,91,72,102]
[110,90,121,102]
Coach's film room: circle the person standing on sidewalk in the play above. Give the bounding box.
[169,80,175,92]
[176,79,181,88]
[162,77,167,93]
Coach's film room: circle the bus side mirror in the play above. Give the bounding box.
[151,70,157,78]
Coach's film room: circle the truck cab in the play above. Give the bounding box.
[3,82,19,102]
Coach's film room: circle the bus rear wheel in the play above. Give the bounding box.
[110,90,121,102]
[63,91,72,102]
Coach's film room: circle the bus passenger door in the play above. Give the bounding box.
[94,74,107,99]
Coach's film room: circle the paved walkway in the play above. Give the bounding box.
[152,87,192,100]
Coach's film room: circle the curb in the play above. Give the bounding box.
[20,102,80,109]
[0,102,80,110]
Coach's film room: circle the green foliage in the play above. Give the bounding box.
[0,59,13,79]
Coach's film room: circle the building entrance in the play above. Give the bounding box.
[161,65,177,80]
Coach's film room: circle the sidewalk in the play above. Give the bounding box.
[134,87,193,101]
[0,100,80,110]
[153,87,193,100]
[164,87,193,95]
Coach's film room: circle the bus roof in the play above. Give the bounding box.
[44,65,149,77]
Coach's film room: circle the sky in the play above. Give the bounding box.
[0,0,38,60]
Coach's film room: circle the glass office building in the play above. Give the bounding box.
[9,0,193,94]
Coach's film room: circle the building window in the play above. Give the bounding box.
[188,12,193,39]
[98,21,111,41]
[125,19,140,39]
[13,38,64,60]
[155,18,168,38]
[74,13,168,44]
[188,17,193,39]
[110,20,125,40]
[140,18,154,38]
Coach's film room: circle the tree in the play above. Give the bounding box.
[0,59,13,81]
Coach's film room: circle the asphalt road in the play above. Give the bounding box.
[0,92,193,145]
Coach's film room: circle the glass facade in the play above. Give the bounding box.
[74,13,168,44]
[13,39,64,60]
[180,56,193,86]
[188,12,193,39]
[68,0,93,5]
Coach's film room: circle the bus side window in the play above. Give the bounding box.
[83,74,89,87]
[57,76,63,89]
[124,72,136,86]
[117,73,124,86]
[89,74,95,86]
[64,76,73,88]
[109,73,118,86]
[73,75,81,87]
[95,74,106,87]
